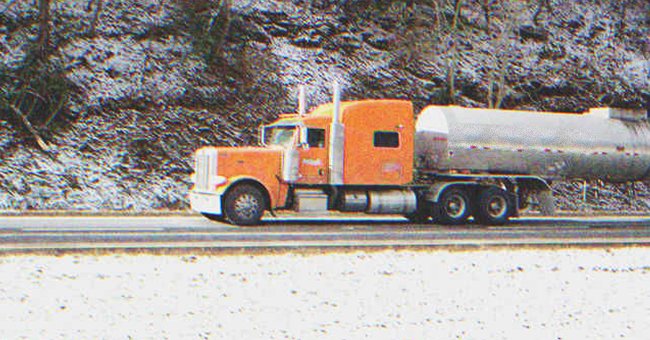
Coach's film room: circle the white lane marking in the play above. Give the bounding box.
[2,216,649,234]
[0,230,465,238]
[2,237,650,250]
[1,227,646,240]
[13,228,167,232]
[0,216,215,230]
[513,216,650,222]
[3,225,644,237]
[488,226,591,231]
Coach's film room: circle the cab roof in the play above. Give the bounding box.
[268,99,411,126]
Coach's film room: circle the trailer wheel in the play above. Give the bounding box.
[223,184,266,226]
[437,187,471,225]
[474,187,511,225]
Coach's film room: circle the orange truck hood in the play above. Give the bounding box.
[215,146,284,181]
[217,147,283,188]
[213,146,287,208]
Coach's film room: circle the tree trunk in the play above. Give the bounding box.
[446,0,463,104]
[207,0,232,63]
[37,0,51,57]
[88,0,103,37]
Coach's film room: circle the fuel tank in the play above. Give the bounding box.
[415,106,650,182]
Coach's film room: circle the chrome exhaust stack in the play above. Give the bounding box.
[329,82,345,185]
[298,85,306,117]
[332,82,341,123]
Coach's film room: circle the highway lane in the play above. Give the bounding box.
[1,215,650,250]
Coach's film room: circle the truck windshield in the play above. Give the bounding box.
[263,126,296,147]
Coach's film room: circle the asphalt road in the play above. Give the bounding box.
[1,215,650,251]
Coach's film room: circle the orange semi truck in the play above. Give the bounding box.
[190,85,650,225]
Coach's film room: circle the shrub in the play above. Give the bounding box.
[0,48,76,149]
[177,0,232,66]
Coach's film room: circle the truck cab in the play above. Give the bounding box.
[189,98,416,225]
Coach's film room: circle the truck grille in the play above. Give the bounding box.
[194,148,218,191]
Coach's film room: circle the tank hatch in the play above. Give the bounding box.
[589,107,648,122]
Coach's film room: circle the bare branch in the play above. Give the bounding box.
[8,103,50,151]
[44,95,66,128]
[0,0,16,15]
[532,0,552,26]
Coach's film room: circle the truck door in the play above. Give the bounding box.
[372,130,405,183]
[297,127,328,184]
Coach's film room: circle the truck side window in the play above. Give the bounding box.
[307,128,326,148]
[373,131,399,148]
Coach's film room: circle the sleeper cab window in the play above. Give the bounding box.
[373,131,399,148]
[307,128,326,148]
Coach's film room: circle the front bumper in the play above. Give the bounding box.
[189,190,222,215]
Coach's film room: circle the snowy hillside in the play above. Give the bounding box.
[0,0,648,210]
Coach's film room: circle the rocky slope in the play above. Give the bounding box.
[0,0,648,211]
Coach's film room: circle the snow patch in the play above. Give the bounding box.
[59,35,205,109]
[0,249,649,338]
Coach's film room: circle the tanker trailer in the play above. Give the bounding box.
[414,105,650,223]
[415,106,650,181]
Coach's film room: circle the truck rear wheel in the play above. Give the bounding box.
[474,187,511,225]
[437,187,471,225]
[224,184,266,226]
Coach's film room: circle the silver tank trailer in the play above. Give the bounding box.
[415,106,650,182]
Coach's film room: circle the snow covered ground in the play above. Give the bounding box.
[1,248,649,339]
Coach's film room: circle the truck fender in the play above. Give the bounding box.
[514,176,554,216]
[223,176,273,211]
[515,176,552,192]
[425,181,478,203]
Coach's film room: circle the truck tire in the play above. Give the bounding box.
[223,184,266,226]
[474,187,511,225]
[437,187,472,225]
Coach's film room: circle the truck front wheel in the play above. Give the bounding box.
[223,184,266,226]
[474,187,512,225]
[437,187,471,225]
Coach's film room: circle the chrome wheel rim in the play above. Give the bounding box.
[444,194,466,219]
[233,194,259,220]
[487,196,507,218]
